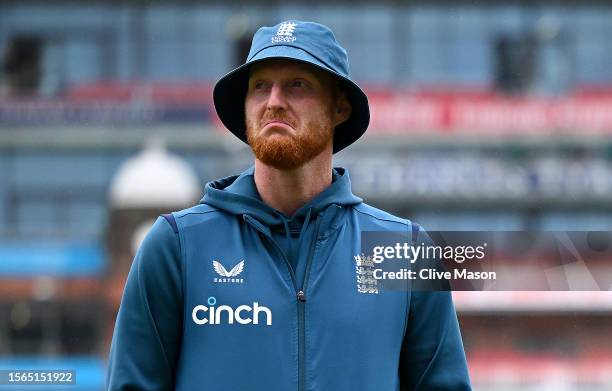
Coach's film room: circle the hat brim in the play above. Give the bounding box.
[213,45,369,154]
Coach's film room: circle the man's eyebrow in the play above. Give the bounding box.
[249,72,319,82]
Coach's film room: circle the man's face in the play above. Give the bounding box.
[245,58,350,170]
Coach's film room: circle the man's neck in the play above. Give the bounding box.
[254,152,333,217]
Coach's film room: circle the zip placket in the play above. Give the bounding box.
[297,218,322,391]
[243,214,322,391]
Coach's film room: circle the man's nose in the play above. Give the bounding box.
[266,84,288,110]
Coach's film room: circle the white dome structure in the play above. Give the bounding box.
[109,139,201,209]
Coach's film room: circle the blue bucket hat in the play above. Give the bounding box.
[213,20,370,154]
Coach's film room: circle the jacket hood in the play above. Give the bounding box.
[200,166,362,227]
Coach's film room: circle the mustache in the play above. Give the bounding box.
[260,110,296,128]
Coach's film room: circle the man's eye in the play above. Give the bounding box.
[251,80,270,91]
[292,80,306,88]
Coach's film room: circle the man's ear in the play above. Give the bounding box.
[332,91,352,127]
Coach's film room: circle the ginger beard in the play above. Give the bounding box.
[246,108,334,170]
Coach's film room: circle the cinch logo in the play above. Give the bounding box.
[272,22,297,43]
[192,297,272,326]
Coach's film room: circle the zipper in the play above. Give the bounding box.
[300,217,322,305]
[297,218,322,391]
[243,215,298,287]
[297,290,306,391]
[243,214,322,391]
[297,291,306,301]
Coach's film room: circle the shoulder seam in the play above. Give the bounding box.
[161,213,178,234]
[175,208,222,219]
[353,206,409,227]
[412,222,421,244]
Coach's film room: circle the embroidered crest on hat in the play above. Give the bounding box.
[272,22,297,43]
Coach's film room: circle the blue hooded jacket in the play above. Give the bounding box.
[107,166,471,390]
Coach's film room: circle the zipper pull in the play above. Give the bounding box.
[297,290,306,302]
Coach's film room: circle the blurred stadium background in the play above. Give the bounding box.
[1,1,612,390]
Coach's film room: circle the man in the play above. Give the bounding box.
[107,20,471,390]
